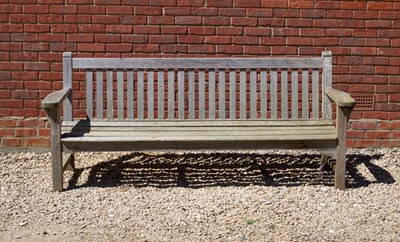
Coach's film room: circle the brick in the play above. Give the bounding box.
[0,24,23,32]
[161,44,187,53]
[149,16,174,25]
[0,100,23,108]
[347,130,364,139]
[50,5,77,14]
[205,36,231,45]
[149,35,176,44]
[382,139,400,148]
[206,0,232,7]
[178,35,203,44]
[189,26,215,35]
[164,7,190,15]
[298,47,323,55]
[38,14,63,24]
[220,8,246,17]
[204,17,230,26]
[9,14,36,23]
[134,44,160,53]
[287,37,312,46]
[12,33,39,43]
[300,10,326,18]
[342,2,366,10]
[78,5,105,14]
[106,25,132,34]
[326,29,352,37]
[314,37,338,46]
[351,47,377,56]
[244,27,270,36]
[376,66,399,75]
[39,33,65,43]
[161,26,187,35]
[234,0,260,7]
[11,52,37,61]
[106,6,133,14]
[353,10,379,19]
[259,18,285,27]
[188,45,214,53]
[355,139,380,148]
[315,1,340,9]
[50,43,77,52]
[92,15,118,24]
[368,2,392,11]
[273,28,299,37]
[177,0,204,6]
[2,138,23,147]
[261,0,287,8]
[349,66,375,75]
[289,0,313,9]
[217,45,242,54]
[232,36,258,45]
[243,46,269,55]
[286,18,312,27]
[327,10,352,19]
[0,129,14,136]
[216,27,243,36]
[260,37,286,46]
[376,85,400,93]
[78,43,105,52]
[300,28,325,37]
[375,103,400,112]
[176,16,202,25]
[106,44,132,52]
[362,112,387,120]
[270,46,297,55]
[313,19,339,28]
[134,6,161,15]
[120,16,147,25]
[352,120,379,130]
[274,9,299,18]
[246,8,272,17]
[381,121,400,130]
[15,128,37,137]
[192,7,218,16]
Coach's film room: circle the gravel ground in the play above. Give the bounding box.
[0,148,399,242]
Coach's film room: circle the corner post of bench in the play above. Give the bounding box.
[335,106,353,190]
[44,106,63,192]
[63,52,73,121]
[322,51,332,120]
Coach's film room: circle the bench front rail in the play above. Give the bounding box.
[42,51,355,191]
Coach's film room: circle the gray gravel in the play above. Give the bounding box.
[0,149,399,241]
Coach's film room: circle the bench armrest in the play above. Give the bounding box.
[325,87,356,108]
[41,88,71,109]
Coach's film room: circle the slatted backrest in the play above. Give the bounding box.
[64,51,332,121]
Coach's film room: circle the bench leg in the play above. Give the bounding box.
[46,107,63,192]
[335,106,350,190]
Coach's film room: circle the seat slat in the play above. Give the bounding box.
[127,69,134,119]
[209,69,216,119]
[148,70,154,119]
[137,69,144,119]
[229,69,236,119]
[218,69,226,119]
[260,70,267,119]
[239,68,246,119]
[312,68,319,119]
[177,69,184,119]
[188,69,195,119]
[291,70,298,119]
[168,69,174,119]
[281,68,288,119]
[302,69,309,119]
[86,69,93,119]
[271,68,278,119]
[250,69,257,119]
[157,70,164,119]
[117,69,124,119]
[199,69,206,119]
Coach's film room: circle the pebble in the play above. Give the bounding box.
[0,149,399,241]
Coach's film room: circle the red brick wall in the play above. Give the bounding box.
[1,0,399,149]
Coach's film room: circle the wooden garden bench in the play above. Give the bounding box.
[42,51,355,191]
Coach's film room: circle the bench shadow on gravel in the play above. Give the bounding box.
[67,152,395,190]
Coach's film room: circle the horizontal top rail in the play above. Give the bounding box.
[72,58,324,69]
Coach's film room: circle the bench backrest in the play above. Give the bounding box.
[63,51,332,121]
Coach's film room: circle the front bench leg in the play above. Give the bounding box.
[335,106,353,189]
[44,107,63,192]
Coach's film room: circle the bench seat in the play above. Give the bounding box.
[61,120,337,151]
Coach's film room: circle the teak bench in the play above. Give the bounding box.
[42,51,355,191]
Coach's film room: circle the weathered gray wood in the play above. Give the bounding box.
[86,70,93,119]
[209,69,216,119]
[63,52,73,121]
[95,69,103,119]
[44,107,63,191]
[291,70,298,119]
[281,69,288,119]
[218,69,226,119]
[62,153,74,172]
[229,69,236,119]
[127,69,134,119]
[137,69,144,119]
[117,69,124,119]
[260,70,267,119]
[106,70,113,119]
[325,87,356,108]
[239,69,247,119]
[322,51,332,120]
[250,69,257,119]
[148,70,154,119]
[73,57,324,69]
[42,88,71,109]
[157,70,164,119]
[312,69,319,119]
[168,69,174,119]
[271,69,278,119]
[188,69,195,119]
[302,69,309,119]
[199,69,206,119]
[178,69,184,119]
[335,107,349,189]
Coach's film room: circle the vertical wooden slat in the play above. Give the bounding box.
[127,69,134,119]
[271,68,278,119]
[177,69,185,119]
[157,70,164,119]
[250,69,257,119]
[148,70,154,119]
[199,69,205,119]
[281,68,288,119]
[260,70,267,119]
[229,69,236,119]
[209,68,216,119]
[85,69,93,119]
[218,69,226,119]
[117,69,124,119]
[106,70,113,119]
[302,69,309,119]
[96,69,103,119]
[63,52,73,121]
[312,68,319,119]
[188,69,195,119]
[291,70,299,119]
[137,69,144,119]
[239,68,246,119]
[168,69,174,119]
[322,51,332,120]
